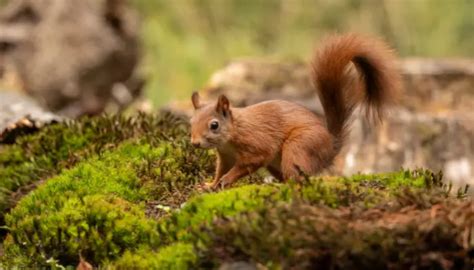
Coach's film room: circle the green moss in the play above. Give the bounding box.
[159,184,290,244]
[188,170,467,268]
[4,195,159,268]
[157,168,451,246]
[0,113,192,227]
[108,167,464,269]
[300,169,449,207]
[346,169,443,190]
[2,136,213,267]
[112,243,197,270]
[2,143,156,267]
[202,198,473,269]
[8,143,150,217]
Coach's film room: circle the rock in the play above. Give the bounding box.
[203,58,474,114]
[172,58,474,189]
[0,91,62,143]
[0,0,143,117]
[400,58,474,113]
[340,110,473,189]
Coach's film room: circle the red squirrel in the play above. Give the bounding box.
[190,33,401,190]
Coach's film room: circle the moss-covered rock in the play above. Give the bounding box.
[116,169,468,269]
[3,195,159,268]
[159,169,447,245]
[0,113,199,229]
[203,198,473,269]
[2,134,214,267]
[159,184,288,245]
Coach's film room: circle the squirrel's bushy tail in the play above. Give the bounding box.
[311,33,401,154]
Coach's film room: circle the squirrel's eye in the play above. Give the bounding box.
[210,120,219,131]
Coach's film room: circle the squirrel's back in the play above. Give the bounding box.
[231,100,325,142]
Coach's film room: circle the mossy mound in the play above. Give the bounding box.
[0,113,212,230]
[113,171,472,270]
[0,113,471,269]
[1,117,215,267]
[204,198,472,269]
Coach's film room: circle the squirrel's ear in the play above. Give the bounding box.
[216,94,231,117]
[191,91,201,109]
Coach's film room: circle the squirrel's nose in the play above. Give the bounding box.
[191,140,201,147]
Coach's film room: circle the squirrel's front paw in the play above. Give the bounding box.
[202,178,230,191]
[216,177,234,190]
[210,180,222,191]
[195,181,214,192]
[210,179,231,191]
[204,181,215,189]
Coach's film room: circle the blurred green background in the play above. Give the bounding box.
[133,0,473,107]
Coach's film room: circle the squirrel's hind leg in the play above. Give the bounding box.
[281,129,334,180]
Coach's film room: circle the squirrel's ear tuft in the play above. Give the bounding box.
[191,91,201,109]
[216,94,231,117]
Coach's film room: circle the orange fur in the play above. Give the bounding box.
[190,33,402,189]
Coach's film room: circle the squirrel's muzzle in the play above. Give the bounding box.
[191,136,201,147]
